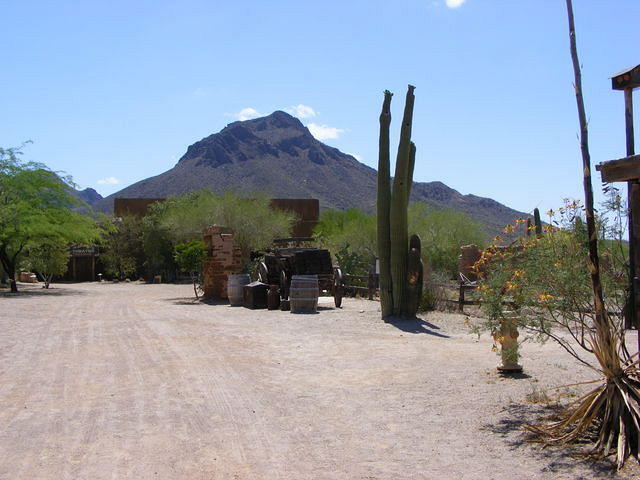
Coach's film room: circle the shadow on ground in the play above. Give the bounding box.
[0,286,88,298]
[385,316,450,337]
[165,297,229,306]
[483,402,636,479]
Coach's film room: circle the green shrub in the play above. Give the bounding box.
[174,240,206,299]
[408,203,486,277]
[314,208,376,275]
[476,199,628,366]
[100,215,144,280]
[151,190,293,259]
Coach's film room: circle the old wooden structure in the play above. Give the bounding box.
[596,64,640,333]
[113,198,166,218]
[66,245,99,282]
[258,246,345,307]
[269,199,319,237]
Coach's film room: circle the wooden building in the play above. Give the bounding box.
[66,245,100,282]
[596,64,640,330]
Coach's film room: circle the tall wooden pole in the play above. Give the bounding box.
[623,88,639,352]
[624,89,636,330]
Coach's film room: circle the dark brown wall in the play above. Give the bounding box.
[270,199,320,237]
[114,198,166,218]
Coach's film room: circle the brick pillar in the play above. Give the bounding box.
[202,226,243,299]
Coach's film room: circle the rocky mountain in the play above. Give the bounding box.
[93,111,529,236]
[72,187,103,206]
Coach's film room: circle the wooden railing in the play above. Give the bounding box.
[342,273,379,300]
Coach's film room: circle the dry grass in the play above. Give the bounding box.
[526,319,640,469]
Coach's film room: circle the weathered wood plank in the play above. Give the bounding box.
[596,154,640,183]
[611,64,640,91]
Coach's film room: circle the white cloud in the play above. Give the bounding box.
[445,0,466,8]
[191,87,212,98]
[97,176,120,185]
[227,107,264,121]
[307,123,345,141]
[284,104,317,119]
[348,153,363,162]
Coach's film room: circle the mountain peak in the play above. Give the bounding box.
[240,110,308,137]
[93,112,529,236]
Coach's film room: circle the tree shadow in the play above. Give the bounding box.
[384,316,450,337]
[0,287,88,298]
[483,402,627,478]
[164,297,229,306]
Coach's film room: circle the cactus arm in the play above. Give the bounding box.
[390,85,416,316]
[406,141,416,207]
[377,90,394,318]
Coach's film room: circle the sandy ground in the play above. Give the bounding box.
[1,282,639,480]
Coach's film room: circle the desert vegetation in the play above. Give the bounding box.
[2,1,639,475]
[0,145,101,292]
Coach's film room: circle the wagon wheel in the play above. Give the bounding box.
[280,269,290,300]
[333,267,344,308]
[258,261,269,284]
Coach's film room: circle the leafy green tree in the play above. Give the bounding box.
[314,204,485,277]
[141,214,177,282]
[314,208,377,274]
[408,203,486,277]
[174,240,206,299]
[100,215,144,280]
[0,145,100,292]
[23,239,70,288]
[152,190,293,260]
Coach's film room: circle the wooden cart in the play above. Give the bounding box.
[257,247,345,308]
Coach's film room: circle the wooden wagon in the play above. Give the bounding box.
[257,247,345,307]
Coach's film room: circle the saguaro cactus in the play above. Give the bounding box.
[377,91,394,318]
[377,85,423,319]
[533,207,543,237]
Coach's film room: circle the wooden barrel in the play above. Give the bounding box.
[290,275,319,313]
[227,274,250,306]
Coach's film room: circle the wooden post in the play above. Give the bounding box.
[625,88,637,331]
[625,89,635,156]
[458,283,465,312]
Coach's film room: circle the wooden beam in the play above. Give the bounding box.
[596,154,640,183]
[631,183,640,331]
[611,65,640,91]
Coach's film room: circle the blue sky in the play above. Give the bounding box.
[2,0,639,217]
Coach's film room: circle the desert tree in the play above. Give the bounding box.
[0,145,100,292]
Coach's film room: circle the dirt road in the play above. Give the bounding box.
[1,282,637,479]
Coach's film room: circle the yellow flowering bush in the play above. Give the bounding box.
[475,196,628,366]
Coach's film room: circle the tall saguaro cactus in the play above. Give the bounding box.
[377,85,422,319]
[377,91,394,318]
